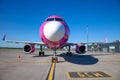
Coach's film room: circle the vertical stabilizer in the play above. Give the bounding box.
[2,35,6,41]
[104,36,107,43]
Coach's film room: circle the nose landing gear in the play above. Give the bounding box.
[51,49,58,63]
[52,57,58,63]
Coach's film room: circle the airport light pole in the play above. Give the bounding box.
[86,25,89,52]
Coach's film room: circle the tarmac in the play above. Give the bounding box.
[0,49,120,80]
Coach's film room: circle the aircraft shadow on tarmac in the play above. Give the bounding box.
[58,53,99,65]
[90,53,111,56]
[32,54,52,57]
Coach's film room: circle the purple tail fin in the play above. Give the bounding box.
[2,35,6,41]
[104,36,107,43]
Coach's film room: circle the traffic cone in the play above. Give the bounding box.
[18,54,21,59]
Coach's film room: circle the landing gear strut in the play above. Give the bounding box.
[52,49,58,63]
[66,45,72,56]
[39,45,45,56]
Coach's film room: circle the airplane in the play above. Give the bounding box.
[2,15,87,63]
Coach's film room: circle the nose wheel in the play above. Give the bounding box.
[52,57,58,63]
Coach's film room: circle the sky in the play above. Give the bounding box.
[0,0,120,47]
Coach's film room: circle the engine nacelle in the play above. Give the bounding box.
[75,44,86,54]
[23,44,35,54]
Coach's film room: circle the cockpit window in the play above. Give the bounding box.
[46,18,54,21]
[55,18,63,21]
[46,18,63,22]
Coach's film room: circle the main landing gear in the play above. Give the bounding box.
[39,51,45,56]
[39,45,45,56]
[51,49,58,63]
[66,45,72,57]
[66,52,72,56]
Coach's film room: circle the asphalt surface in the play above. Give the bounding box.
[0,49,120,80]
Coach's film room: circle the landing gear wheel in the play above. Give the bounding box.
[39,51,45,56]
[69,52,72,56]
[66,52,68,56]
[52,57,58,63]
[66,52,72,57]
[39,52,41,56]
[42,52,45,56]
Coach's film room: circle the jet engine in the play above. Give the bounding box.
[23,44,35,54]
[75,44,86,54]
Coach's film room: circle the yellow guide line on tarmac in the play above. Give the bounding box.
[48,63,55,80]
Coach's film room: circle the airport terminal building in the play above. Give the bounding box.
[88,40,120,53]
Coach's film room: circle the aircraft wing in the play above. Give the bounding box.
[2,35,103,47]
[2,35,45,46]
[64,42,77,46]
[64,42,103,46]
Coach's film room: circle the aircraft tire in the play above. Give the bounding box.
[66,52,69,56]
[41,52,44,56]
[39,52,41,56]
[52,57,58,63]
[69,52,72,56]
[66,52,72,57]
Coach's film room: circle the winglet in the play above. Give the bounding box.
[2,35,6,41]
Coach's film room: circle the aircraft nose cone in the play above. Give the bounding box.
[43,21,65,41]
